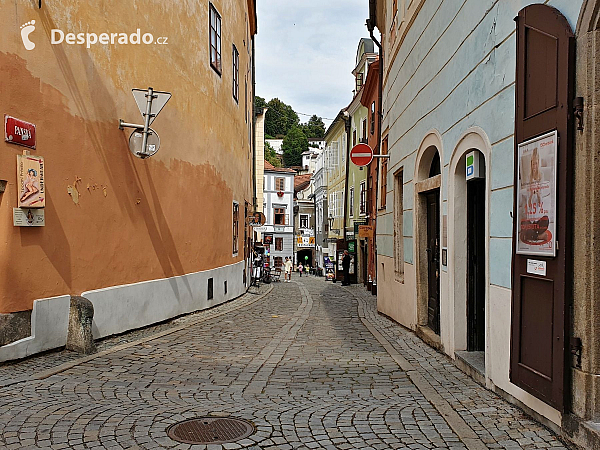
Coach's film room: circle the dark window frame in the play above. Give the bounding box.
[274,207,286,225]
[232,44,239,102]
[370,102,376,135]
[232,202,239,254]
[209,3,222,75]
[275,237,283,251]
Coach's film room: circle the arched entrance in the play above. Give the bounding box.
[415,135,442,340]
[296,249,313,270]
[451,146,487,353]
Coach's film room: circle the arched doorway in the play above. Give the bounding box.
[296,249,313,270]
[415,140,442,339]
[453,150,486,352]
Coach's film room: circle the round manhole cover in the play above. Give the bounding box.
[166,417,255,445]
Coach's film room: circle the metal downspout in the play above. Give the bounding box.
[368,16,383,291]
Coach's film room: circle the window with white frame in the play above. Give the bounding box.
[300,214,309,229]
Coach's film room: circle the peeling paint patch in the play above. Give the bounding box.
[67,185,79,204]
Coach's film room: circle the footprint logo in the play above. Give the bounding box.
[20,20,36,50]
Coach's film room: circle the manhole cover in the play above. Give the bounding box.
[166,417,255,445]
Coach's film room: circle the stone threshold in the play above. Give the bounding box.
[455,350,485,386]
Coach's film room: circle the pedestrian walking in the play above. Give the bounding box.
[298,263,303,277]
[284,257,293,282]
[341,250,351,286]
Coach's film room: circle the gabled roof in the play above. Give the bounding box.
[264,160,296,173]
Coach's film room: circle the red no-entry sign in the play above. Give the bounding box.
[350,143,373,167]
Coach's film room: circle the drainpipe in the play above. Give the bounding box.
[252,37,257,211]
[367,15,383,292]
[342,112,351,243]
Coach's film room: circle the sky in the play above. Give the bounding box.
[255,0,374,127]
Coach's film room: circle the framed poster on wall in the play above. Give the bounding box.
[516,130,557,257]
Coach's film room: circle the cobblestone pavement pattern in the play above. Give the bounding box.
[0,278,570,449]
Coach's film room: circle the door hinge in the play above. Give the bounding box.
[570,337,582,369]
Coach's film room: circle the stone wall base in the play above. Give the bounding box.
[0,311,31,346]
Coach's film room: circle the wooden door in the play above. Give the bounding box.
[426,191,440,335]
[467,178,486,351]
[511,4,574,411]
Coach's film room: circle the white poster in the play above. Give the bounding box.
[516,131,557,257]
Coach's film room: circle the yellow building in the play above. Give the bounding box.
[324,110,347,276]
[0,0,257,359]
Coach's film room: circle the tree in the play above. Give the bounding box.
[265,98,299,137]
[282,126,308,167]
[300,115,326,139]
[255,96,267,109]
[264,142,281,168]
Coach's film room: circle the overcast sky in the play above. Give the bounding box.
[255,0,373,126]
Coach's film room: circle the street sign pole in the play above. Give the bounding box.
[119,87,171,159]
[140,87,156,157]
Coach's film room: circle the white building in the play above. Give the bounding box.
[313,150,328,272]
[265,139,284,155]
[261,161,296,268]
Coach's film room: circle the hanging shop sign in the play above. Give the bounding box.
[13,208,45,227]
[358,225,374,239]
[466,151,483,180]
[17,154,45,208]
[296,236,315,248]
[516,130,557,257]
[247,212,266,226]
[5,115,36,149]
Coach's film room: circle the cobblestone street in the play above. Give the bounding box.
[0,278,570,450]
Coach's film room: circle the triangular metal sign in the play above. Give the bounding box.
[132,89,172,125]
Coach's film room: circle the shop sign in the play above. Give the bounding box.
[247,212,266,226]
[17,154,45,208]
[5,115,36,149]
[296,236,315,248]
[526,259,547,276]
[358,225,373,238]
[353,220,367,235]
[516,131,557,257]
[13,208,44,227]
[264,234,273,244]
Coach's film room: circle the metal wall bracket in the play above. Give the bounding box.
[574,97,584,131]
[570,336,582,369]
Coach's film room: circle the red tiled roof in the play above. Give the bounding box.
[264,160,296,173]
[294,173,312,191]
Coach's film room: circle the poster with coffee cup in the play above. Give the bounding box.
[516,131,557,257]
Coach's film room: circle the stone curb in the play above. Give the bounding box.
[0,284,274,389]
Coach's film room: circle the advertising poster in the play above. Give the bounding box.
[516,131,557,257]
[17,154,45,208]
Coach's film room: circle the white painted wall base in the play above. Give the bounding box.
[0,260,246,362]
[0,295,70,362]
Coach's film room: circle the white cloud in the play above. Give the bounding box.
[255,0,374,124]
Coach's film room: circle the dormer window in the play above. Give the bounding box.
[356,73,363,92]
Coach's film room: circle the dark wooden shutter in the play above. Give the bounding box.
[511,4,574,411]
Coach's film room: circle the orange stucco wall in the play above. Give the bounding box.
[0,0,255,313]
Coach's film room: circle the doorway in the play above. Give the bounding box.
[467,178,485,351]
[426,191,440,335]
[297,249,313,269]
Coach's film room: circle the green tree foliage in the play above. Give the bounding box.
[299,115,326,139]
[265,98,299,137]
[264,142,281,168]
[255,96,267,109]
[282,126,308,167]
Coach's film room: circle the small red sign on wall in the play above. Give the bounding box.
[5,115,36,149]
